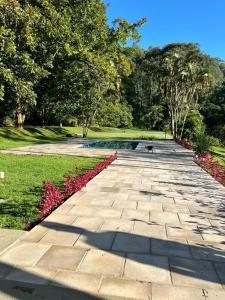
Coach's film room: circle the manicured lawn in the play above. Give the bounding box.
[0,126,171,149]
[0,154,103,229]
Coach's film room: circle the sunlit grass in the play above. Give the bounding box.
[0,126,171,149]
[0,154,103,229]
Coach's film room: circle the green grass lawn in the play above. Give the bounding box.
[0,154,103,229]
[0,126,171,149]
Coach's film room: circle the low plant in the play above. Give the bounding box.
[195,152,225,186]
[174,138,193,150]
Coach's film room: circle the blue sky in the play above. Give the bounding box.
[103,0,225,60]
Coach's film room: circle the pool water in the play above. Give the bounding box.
[83,140,139,150]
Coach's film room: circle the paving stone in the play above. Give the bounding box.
[99,277,151,300]
[74,230,115,250]
[166,224,203,241]
[0,264,12,279]
[90,199,114,207]
[39,228,82,246]
[198,226,225,243]
[152,283,225,300]
[20,225,48,243]
[112,232,150,254]
[5,267,57,285]
[188,205,217,215]
[101,187,120,193]
[134,221,166,238]
[163,203,189,213]
[36,245,86,270]
[151,195,174,203]
[122,209,150,222]
[107,193,129,201]
[52,204,75,215]
[0,229,24,254]
[150,211,180,224]
[169,257,222,289]
[151,238,191,258]
[78,249,125,276]
[68,206,97,217]
[138,201,163,211]
[0,242,50,267]
[214,262,225,284]
[188,240,225,262]
[100,219,134,232]
[113,199,137,209]
[94,208,122,219]
[179,213,211,226]
[51,271,101,293]
[124,253,171,284]
[43,214,76,226]
[73,217,103,231]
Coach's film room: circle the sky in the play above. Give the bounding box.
[103,0,225,60]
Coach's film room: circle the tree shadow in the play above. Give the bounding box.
[33,220,225,285]
[0,263,103,299]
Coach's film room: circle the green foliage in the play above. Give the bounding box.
[194,127,211,154]
[140,105,164,129]
[97,101,133,128]
[182,109,203,140]
[0,116,14,127]
[208,136,221,147]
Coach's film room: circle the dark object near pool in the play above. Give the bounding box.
[66,133,82,138]
[83,141,138,150]
[145,145,154,153]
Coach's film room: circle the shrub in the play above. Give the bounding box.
[174,138,193,150]
[208,136,221,147]
[38,181,64,220]
[1,116,14,127]
[64,152,118,197]
[195,152,225,186]
[194,132,211,155]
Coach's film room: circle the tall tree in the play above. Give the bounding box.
[141,43,223,138]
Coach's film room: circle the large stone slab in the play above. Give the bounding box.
[124,253,171,284]
[0,229,24,253]
[152,283,225,300]
[99,277,151,300]
[112,232,150,253]
[51,271,101,293]
[151,238,191,258]
[36,245,86,270]
[78,249,125,276]
[0,242,50,267]
[170,257,222,289]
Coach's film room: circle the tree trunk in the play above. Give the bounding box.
[83,125,89,138]
[59,121,63,128]
[16,98,25,129]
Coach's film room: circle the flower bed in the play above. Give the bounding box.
[174,138,225,186]
[195,152,225,186]
[174,137,193,150]
[24,152,118,230]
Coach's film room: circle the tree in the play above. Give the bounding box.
[0,0,49,128]
[142,43,223,138]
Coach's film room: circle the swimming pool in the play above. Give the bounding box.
[82,140,139,150]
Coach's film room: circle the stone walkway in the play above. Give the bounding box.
[0,141,225,299]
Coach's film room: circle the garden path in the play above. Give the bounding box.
[0,140,225,299]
